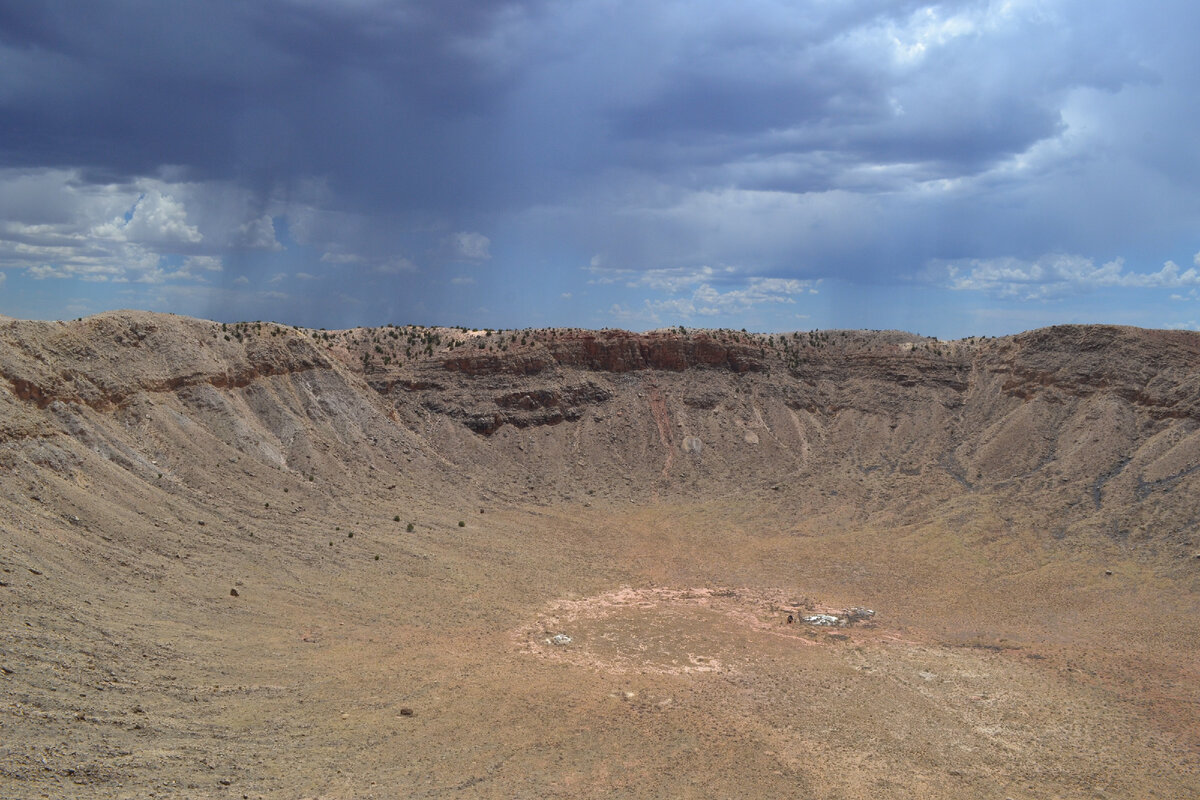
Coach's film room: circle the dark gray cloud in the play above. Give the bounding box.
[0,0,539,201]
[0,0,1165,203]
[1,0,1198,334]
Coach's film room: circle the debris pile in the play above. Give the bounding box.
[801,607,875,627]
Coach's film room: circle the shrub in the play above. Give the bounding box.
[394,515,400,522]
[458,521,465,527]
[406,523,414,532]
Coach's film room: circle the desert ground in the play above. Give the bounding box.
[2,311,1199,798]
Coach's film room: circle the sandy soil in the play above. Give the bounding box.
[2,312,1199,798]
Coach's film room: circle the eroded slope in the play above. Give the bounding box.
[1,312,1198,799]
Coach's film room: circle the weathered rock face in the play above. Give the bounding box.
[324,321,1200,559]
[436,382,615,435]
[441,351,555,376]
[440,330,765,376]
[988,325,1200,418]
[494,383,613,414]
[0,312,427,494]
[366,330,767,435]
[0,313,336,412]
[5,313,1200,561]
[541,330,766,373]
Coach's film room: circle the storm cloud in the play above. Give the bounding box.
[1,0,1198,334]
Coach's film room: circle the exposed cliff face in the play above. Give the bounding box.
[0,312,444,503]
[439,330,766,376]
[543,330,767,373]
[991,325,1200,417]
[4,313,1200,559]
[324,321,1200,558]
[0,313,335,412]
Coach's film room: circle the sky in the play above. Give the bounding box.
[1,0,1199,337]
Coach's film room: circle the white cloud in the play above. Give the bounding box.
[295,271,316,280]
[649,277,814,318]
[1124,259,1200,288]
[450,276,475,285]
[134,267,170,284]
[320,251,364,265]
[607,303,652,326]
[584,262,737,292]
[26,264,68,280]
[0,170,245,287]
[583,260,628,285]
[638,266,730,292]
[235,214,283,250]
[939,253,1200,299]
[883,3,1011,66]
[588,256,818,322]
[28,260,131,282]
[446,231,491,262]
[376,256,417,274]
[134,255,223,285]
[319,248,417,274]
[233,275,249,285]
[182,255,223,273]
[93,189,202,245]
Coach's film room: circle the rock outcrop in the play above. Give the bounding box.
[4,313,1200,559]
